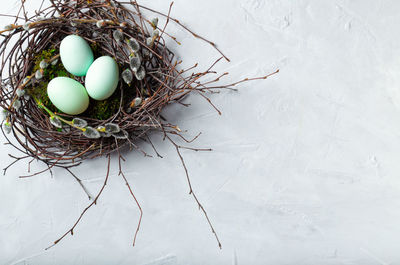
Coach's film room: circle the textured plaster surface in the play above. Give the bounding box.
[1,0,400,264]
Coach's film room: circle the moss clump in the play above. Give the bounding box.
[28,48,74,113]
[84,93,121,120]
[27,47,125,120]
[90,43,100,56]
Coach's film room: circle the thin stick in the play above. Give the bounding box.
[45,155,111,250]
[131,2,231,62]
[166,134,222,249]
[66,168,93,200]
[115,138,143,246]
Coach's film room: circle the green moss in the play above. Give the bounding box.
[26,47,128,120]
[85,93,121,120]
[28,48,74,113]
[90,43,100,55]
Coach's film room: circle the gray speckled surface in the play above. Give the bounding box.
[1,0,400,264]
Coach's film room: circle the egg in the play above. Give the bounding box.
[60,35,94,76]
[47,77,89,115]
[85,56,119,101]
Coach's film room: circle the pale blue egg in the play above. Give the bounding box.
[47,77,89,115]
[60,35,94,76]
[85,56,119,101]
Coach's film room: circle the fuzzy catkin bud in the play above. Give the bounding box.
[152,30,159,37]
[105,123,120,133]
[142,48,150,58]
[35,70,43,80]
[113,29,123,43]
[146,37,153,46]
[16,88,25,98]
[129,55,141,71]
[72,118,88,128]
[112,129,129,139]
[83,127,100,139]
[134,66,146,81]
[97,126,112,137]
[127,38,140,52]
[133,97,142,107]
[49,116,62,128]
[40,60,49,69]
[151,18,159,29]
[23,23,30,31]
[122,69,133,84]
[13,100,21,111]
[2,122,11,134]
[96,20,105,28]
[51,58,59,66]
[1,108,9,121]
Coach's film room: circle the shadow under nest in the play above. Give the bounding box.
[0,0,278,250]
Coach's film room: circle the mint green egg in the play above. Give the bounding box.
[60,35,94,76]
[47,77,89,115]
[85,56,119,101]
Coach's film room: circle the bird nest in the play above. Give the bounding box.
[0,0,278,249]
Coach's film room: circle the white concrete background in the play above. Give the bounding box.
[1,0,400,264]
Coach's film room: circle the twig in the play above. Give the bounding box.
[45,155,111,250]
[66,168,93,200]
[166,134,222,249]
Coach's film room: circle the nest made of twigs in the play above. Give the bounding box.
[0,0,279,172]
[0,0,227,168]
[0,0,278,249]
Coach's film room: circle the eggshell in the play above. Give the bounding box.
[85,56,119,100]
[60,35,94,76]
[47,77,89,115]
